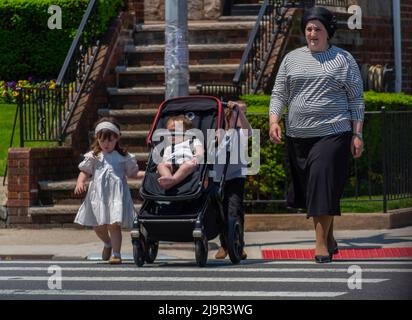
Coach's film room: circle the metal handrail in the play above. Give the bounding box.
[56,0,100,141]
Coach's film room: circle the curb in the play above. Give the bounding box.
[245,208,412,231]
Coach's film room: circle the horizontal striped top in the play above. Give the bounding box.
[269,45,365,138]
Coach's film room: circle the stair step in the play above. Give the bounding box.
[29,204,142,216]
[98,108,157,117]
[231,4,262,16]
[137,21,255,32]
[218,15,258,21]
[134,21,253,45]
[38,178,143,191]
[115,64,239,74]
[107,86,199,96]
[121,130,149,138]
[125,43,247,53]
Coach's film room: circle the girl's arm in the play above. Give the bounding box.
[74,171,90,195]
[136,170,145,179]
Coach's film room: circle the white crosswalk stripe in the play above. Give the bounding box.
[1,266,411,273]
[0,289,348,298]
[0,276,389,283]
[0,260,409,299]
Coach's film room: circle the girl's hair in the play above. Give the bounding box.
[166,115,193,131]
[90,117,127,156]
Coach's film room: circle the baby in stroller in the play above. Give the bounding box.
[157,115,204,190]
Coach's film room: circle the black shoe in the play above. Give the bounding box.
[329,240,339,255]
[315,255,332,263]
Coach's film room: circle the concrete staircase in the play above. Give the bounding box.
[29,19,255,224]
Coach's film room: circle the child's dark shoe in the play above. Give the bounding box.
[102,246,112,261]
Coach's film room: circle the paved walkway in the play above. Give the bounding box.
[0,227,411,261]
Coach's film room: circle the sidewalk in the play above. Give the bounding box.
[0,227,411,261]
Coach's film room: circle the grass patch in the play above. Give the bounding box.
[0,103,57,175]
[341,196,412,213]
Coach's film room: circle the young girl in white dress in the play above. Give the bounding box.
[74,117,145,264]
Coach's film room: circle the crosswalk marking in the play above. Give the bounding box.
[1,260,407,299]
[1,266,411,273]
[0,276,388,283]
[1,259,411,265]
[0,289,348,298]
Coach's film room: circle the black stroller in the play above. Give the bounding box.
[130,96,244,267]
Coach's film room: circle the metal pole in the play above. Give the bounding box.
[392,0,402,92]
[381,106,388,213]
[165,0,189,99]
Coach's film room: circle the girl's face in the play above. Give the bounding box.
[98,134,118,153]
[305,20,329,52]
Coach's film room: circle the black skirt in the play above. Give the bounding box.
[286,131,352,217]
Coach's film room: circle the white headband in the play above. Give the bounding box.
[95,122,120,136]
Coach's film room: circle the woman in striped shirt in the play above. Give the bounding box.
[269,7,365,263]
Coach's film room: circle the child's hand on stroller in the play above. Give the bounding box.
[228,101,246,112]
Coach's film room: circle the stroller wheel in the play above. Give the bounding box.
[195,237,208,267]
[132,238,146,267]
[145,240,159,264]
[227,219,243,265]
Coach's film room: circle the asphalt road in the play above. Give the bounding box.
[0,259,411,300]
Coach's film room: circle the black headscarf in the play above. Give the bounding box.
[300,6,337,39]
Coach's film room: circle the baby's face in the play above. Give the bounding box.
[166,121,185,144]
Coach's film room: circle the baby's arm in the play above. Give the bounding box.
[74,171,89,195]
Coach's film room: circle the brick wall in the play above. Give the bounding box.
[7,148,78,225]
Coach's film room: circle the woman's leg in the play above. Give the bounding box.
[313,216,333,256]
[107,223,122,257]
[327,217,337,253]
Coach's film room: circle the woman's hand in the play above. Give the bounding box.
[351,136,364,158]
[269,123,282,144]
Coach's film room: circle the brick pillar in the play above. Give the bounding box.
[6,147,78,226]
[7,149,32,224]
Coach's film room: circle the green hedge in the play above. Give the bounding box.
[243,91,412,210]
[0,0,124,80]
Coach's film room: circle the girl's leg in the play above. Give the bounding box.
[94,225,111,245]
[313,216,333,257]
[107,223,122,257]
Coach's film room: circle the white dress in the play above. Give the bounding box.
[74,150,139,228]
[163,138,202,164]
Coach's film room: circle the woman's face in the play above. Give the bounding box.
[305,19,329,52]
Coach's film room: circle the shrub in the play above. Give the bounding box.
[0,0,124,80]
